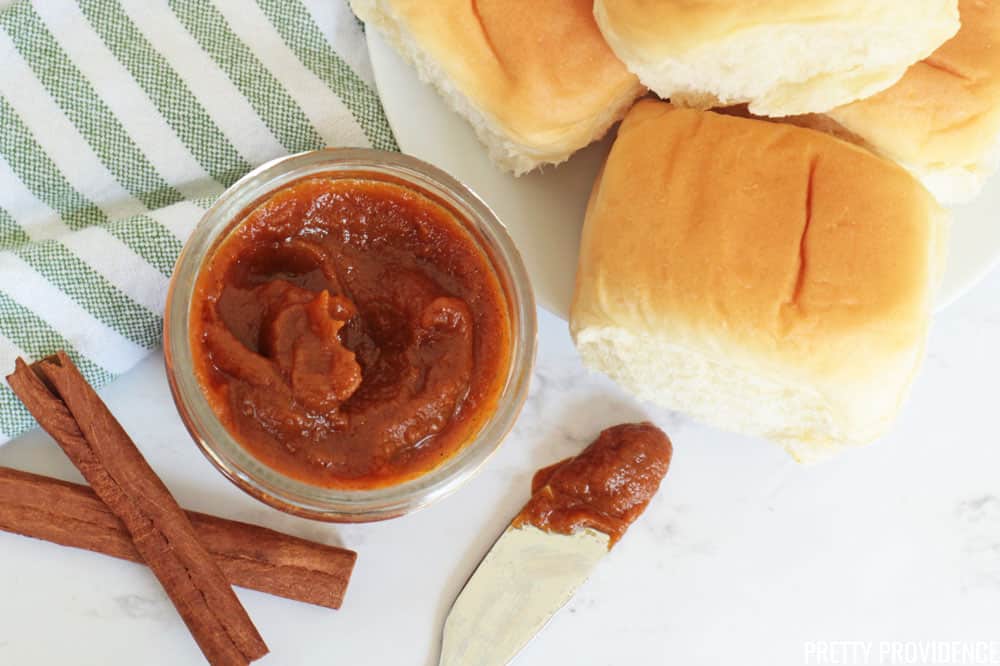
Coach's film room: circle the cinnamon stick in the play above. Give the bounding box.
[7,354,268,665]
[0,466,355,608]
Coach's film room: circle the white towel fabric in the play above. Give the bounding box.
[0,0,397,442]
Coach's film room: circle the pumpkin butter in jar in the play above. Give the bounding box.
[190,176,512,490]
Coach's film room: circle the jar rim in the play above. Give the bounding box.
[164,148,537,522]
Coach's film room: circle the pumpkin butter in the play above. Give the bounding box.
[514,423,672,546]
[191,176,511,489]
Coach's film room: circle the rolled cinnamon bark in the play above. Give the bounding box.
[0,466,355,609]
[7,354,268,666]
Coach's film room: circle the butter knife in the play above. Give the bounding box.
[438,422,673,666]
[439,524,609,666]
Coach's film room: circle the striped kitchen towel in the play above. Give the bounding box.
[0,0,397,443]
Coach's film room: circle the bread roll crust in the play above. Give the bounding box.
[352,0,644,174]
[594,0,960,116]
[828,0,1000,204]
[571,100,949,456]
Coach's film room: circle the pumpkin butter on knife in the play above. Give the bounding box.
[440,423,672,666]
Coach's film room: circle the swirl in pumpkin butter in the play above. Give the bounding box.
[513,423,672,546]
[190,177,511,489]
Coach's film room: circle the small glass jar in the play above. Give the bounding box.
[164,149,536,522]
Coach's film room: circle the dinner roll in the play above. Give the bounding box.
[571,100,949,461]
[351,0,645,175]
[826,0,1000,204]
[593,0,960,117]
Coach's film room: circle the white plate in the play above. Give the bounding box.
[367,31,1000,317]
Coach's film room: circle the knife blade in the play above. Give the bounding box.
[439,524,610,666]
[438,422,673,666]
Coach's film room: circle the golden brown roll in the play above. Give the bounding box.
[571,100,950,460]
[826,0,1000,204]
[593,0,959,117]
[351,0,645,175]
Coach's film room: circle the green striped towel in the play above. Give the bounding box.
[0,0,397,443]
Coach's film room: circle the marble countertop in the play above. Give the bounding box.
[1,269,998,665]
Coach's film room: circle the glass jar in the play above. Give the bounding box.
[164,149,536,522]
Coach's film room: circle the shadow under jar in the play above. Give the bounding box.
[165,149,536,522]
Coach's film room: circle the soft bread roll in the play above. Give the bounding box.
[825,0,1000,204]
[351,0,645,175]
[593,0,960,117]
[571,100,949,461]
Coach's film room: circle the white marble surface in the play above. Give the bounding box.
[1,269,999,665]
